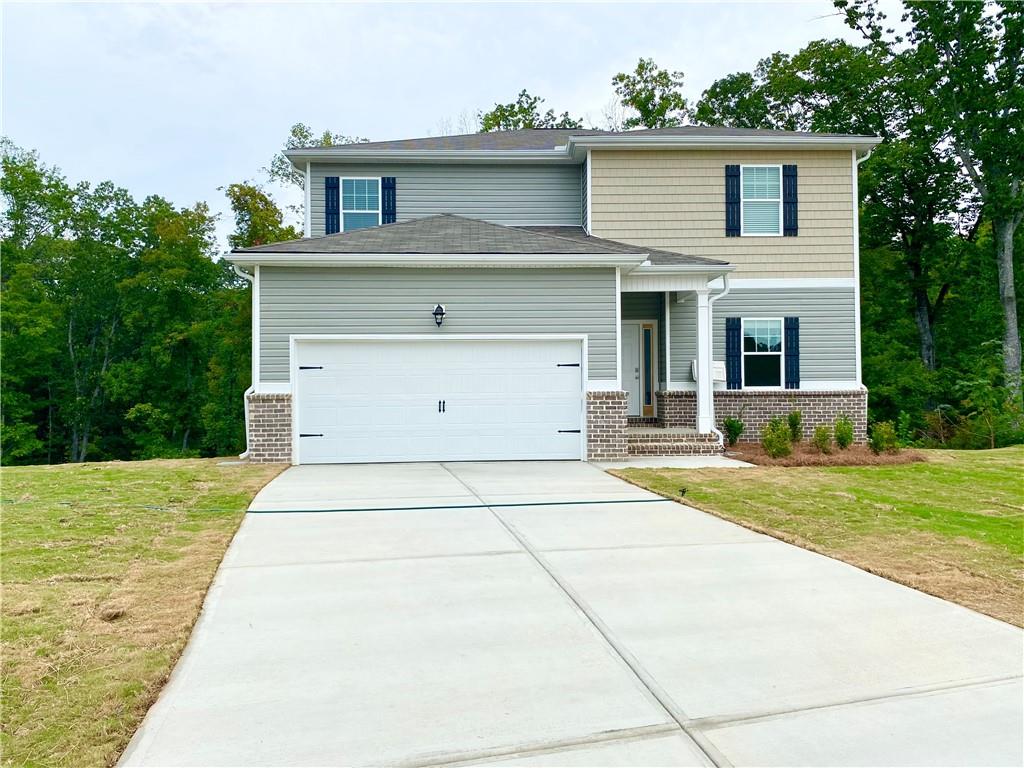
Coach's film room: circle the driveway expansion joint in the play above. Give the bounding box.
[684,673,1024,733]
[398,723,682,768]
[439,463,727,768]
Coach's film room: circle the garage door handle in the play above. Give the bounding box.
[299,366,323,370]
[556,363,581,367]
[299,433,324,438]
[442,400,446,413]
[558,429,581,433]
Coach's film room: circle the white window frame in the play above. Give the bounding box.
[740,164,783,237]
[741,317,785,390]
[340,177,382,232]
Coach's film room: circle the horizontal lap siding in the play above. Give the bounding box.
[259,267,616,381]
[669,287,857,383]
[590,150,854,279]
[309,164,582,236]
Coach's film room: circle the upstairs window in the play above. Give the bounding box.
[741,165,782,236]
[742,318,784,387]
[342,178,381,231]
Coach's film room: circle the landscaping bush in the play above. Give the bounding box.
[762,417,792,458]
[723,417,745,446]
[787,410,803,442]
[835,416,854,449]
[869,421,901,454]
[811,424,833,454]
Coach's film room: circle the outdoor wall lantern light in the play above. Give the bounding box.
[432,304,447,327]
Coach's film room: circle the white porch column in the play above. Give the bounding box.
[695,287,714,433]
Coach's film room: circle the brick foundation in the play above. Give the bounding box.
[586,390,629,460]
[656,389,868,442]
[246,393,292,463]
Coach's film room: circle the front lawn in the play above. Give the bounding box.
[614,447,1024,626]
[1,458,284,767]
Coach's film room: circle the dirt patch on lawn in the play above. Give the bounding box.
[726,443,925,466]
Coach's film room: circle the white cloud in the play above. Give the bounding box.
[2,1,891,252]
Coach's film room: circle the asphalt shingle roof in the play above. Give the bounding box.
[294,126,876,153]
[232,214,727,267]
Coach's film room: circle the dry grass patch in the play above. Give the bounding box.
[1,458,284,767]
[613,447,1024,626]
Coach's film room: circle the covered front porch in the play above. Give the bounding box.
[619,267,726,448]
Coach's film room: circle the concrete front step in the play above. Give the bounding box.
[626,428,722,456]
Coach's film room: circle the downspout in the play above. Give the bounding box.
[705,275,732,448]
[232,264,255,460]
[853,147,874,388]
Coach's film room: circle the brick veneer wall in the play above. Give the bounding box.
[656,389,868,442]
[586,390,628,460]
[246,393,292,463]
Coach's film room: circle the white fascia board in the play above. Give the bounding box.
[568,135,883,154]
[285,148,577,169]
[226,252,650,269]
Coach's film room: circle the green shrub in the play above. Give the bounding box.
[722,417,745,446]
[811,424,833,454]
[787,410,803,442]
[834,416,854,449]
[869,421,900,454]
[896,410,915,446]
[762,417,792,458]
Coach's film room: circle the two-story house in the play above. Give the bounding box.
[227,127,880,464]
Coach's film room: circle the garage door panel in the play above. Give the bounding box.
[295,339,583,464]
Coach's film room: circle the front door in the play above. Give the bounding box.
[621,321,657,417]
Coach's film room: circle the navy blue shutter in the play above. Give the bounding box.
[784,317,800,389]
[725,317,742,389]
[725,165,741,236]
[782,165,798,236]
[324,177,340,234]
[381,177,396,224]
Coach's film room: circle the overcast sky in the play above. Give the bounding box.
[3,1,883,251]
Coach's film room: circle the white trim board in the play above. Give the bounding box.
[708,277,856,290]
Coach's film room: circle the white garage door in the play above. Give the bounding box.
[294,337,584,464]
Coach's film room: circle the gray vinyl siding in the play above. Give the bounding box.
[308,163,582,236]
[669,287,857,384]
[259,267,616,381]
[621,293,666,386]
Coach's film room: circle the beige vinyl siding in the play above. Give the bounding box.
[309,163,582,236]
[590,150,854,279]
[259,267,616,381]
[669,287,858,383]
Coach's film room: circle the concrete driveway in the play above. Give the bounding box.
[121,461,1023,767]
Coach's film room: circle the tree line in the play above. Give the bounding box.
[1,0,1020,464]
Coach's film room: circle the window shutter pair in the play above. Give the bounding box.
[323,176,396,234]
[723,165,798,236]
[724,317,800,389]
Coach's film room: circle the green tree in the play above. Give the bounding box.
[694,39,970,374]
[478,90,582,132]
[836,0,1024,399]
[266,123,367,191]
[224,182,300,248]
[611,58,689,129]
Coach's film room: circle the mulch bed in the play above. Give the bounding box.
[726,442,925,467]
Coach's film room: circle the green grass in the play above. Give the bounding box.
[614,447,1024,625]
[1,458,284,767]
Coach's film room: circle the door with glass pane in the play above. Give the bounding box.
[621,320,658,417]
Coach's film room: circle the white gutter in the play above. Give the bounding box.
[231,264,255,460]
[705,274,732,449]
[284,135,883,170]
[226,252,651,270]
